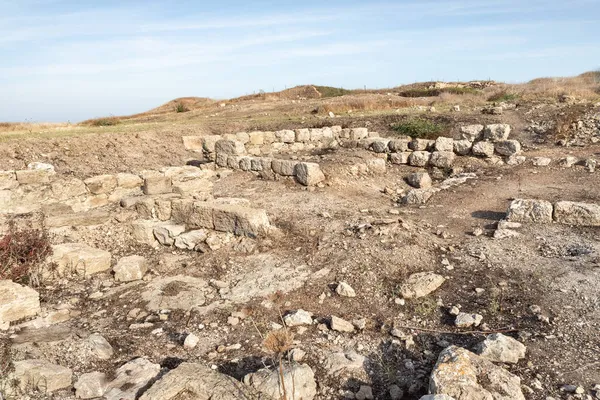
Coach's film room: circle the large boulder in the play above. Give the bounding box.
[475,333,526,364]
[140,362,266,400]
[243,363,317,400]
[506,199,553,223]
[553,201,600,226]
[0,280,41,330]
[429,346,525,400]
[435,137,454,152]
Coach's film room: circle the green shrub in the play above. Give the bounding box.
[88,117,120,127]
[392,119,447,138]
[175,103,189,113]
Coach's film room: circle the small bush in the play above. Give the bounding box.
[83,117,121,127]
[392,119,447,138]
[0,225,52,285]
[175,103,190,113]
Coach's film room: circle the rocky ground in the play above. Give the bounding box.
[1,84,600,400]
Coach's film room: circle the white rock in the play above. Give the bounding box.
[472,141,495,158]
[336,282,356,297]
[87,333,114,360]
[330,315,355,332]
[184,333,200,349]
[494,140,521,156]
[532,157,551,166]
[553,201,600,226]
[435,137,454,152]
[243,363,317,400]
[429,151,455,168]
[27,162,55,172]
[454,312,483,328]
[74,372,107,399]
[483,124,511,142]
[399,272,445,299]
[453,139,472,155]
[0,280,41,330]
[12,359,73,392]
[407,172,432,189]
[283,309,313,326]
[113,255,148,282]
[104,358,161,400]
[460,125,484,141]
[506,199,553,223]
[295,162,325,186]
[476,333,526,364]
[408,151,431,167]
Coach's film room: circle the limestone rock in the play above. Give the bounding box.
[324,350,366,374]
[74,371,107,399]
[430,151,455,168]
[482,124,511,142]
[454,312,483,328]
[407,172,432,189]
[402,188,439,205]
[215,139,246,155]
[553,201,600,226]
[142,175,172,195]
[49,243,112,277]
[430,346,525,400]
[506,199,553,223]
[420,395,456,400]
[350,127,368,140]
[114,255,148,282]
[86,333,114,360]
[16,169,53,184]
[272,159,298,176]
[408,151,431,167]
[435,137,454,152]
[295,162,325,186]
[399,272,445,299]
[390,152,411,164]
[532,157,551,167]
[476,333,526,364]
[13,359,73,393]
[330,315,355,332]
[336,282,356,297]
[371,138,391,153]
[494,140,521,156]
[153,224,186,246]
[104,358,161,400]
[212,204,271,237]
[84,174,117,194]
[366,158,387,174]
[472,141,495,158]
[183,333,200,349]
[140,362,265,400]
[174,229,208,250]
[453,139,472,155]
[283,309,313,326]
[243,363,317,400]
[0,170,18,190]
[388,138,411,152]
[116,173,143,189]
[141,275,208,312]
[0,280,41,330]
[27,162,55,172]
[460,125,484,141]
[561,156,578,167]
[410,139,435,151]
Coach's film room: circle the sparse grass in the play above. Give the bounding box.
[487,90,520,103]
[0,222,52,286]
[392,118,448,139]
[175,102,190,113]
[313,85,352,98]
[412,296,439,317]
[400,86,480,97]
[318,96,422,115]
[82,116,122,127]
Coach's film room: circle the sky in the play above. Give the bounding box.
[1,0,599,122]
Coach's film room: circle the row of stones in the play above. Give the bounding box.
[507,198,600,226]
[0,164,215,215]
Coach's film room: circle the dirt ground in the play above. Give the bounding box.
[1,86,600,400]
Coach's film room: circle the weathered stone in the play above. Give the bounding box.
[140,362,265,400]
[84,174,117,194]
[239,156,252,171]
[114,255,148,282]
[12,359,72,393]
[390,152,411,165]
[0,170,18,190]
[142,175,172,195]
[553,201,600,226]
[27,162,54,172]
[86,333,114,360]
[453,139,473,155]
[154,224,186,246]
[506,199,553,223]
[51,178,87,200]
[182,135,204,151]
[420,395,456,400]
[0,280,41,330]
[244,363,317,400]
[472,141,495,158]
[482,124,511,142]
[215,139,246,156]
[294,162,325,186]
[350,128,368,140]
[460,125,484,141]
[202,135,224,153]
[494,140,521,156]
[506,155,526,165]
[430,346,525,400]
[455,312,483,328]
[399,272,445,299]
[331,315,355,332]
[16,169,53,184]
[435,137,454,152]
[116,173,142,189]
[561,156,578,167]
[274,129,295,143]
[45,209,111,228]
[324,350,366,374]
[142,275,208,311]
[104,358,161,400]
[130,220,160,245]
[174,230,208,250]
[408,151,431,167]
[532,157,551,166]
[283,309,313,326]
[407,172,432,189]
[272,159,298,176]
[212,204,271,237]
[74,372,107,399]
[430,151,455,168]
[216,152,228,167]
[493,228,520,239]
[155,199,172,220]
[366,158,387,174]
[336,282,356,297]
[356,385,374,400]
[402,188,439,204]
[135,197,155,219]
[410,139,435,151]
[49,243,112,277]
[388,138,411,152]
[371,139,391,153]
[476,333,526,364]
[236,131,250,144]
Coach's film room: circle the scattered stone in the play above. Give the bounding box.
[336,282,356,297]
[12,359,73,393]
[74,372,107,399]
[585,158,597,172]
[114,255,148,282]
[472,227,484,237]
[27,162,55,172]
[532,157,551,166]
[330,315,355,332]
[184,333,200,349]
[506,199,553,223]
[104,358,161,400]
[140,362,263,400]
[561,156,578,167]
[399,272,446,299]
[87,333,114,360]
[402,188,439,205]
[283,309,313,326]
[430,346,524,400]
[243,363,317,400]
[476,333,527,364]
[407,172,432,189]
[324,350,366,374]
[0,280,41,330]
[455,312,483,328]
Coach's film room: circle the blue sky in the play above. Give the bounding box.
[1,0,599,122]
